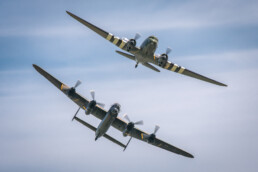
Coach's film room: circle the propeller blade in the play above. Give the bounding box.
[97,102,105,108]
[166,47,172,55]
[74,80,81,88]
[154,125,160,134]
[90,90,95,100]
[134,33,141,40]
[134,120,144,125]
[123,114,131,122]
[72,107,80,121]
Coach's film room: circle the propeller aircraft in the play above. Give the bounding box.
[66,11,227,87]
[33,64,194,158]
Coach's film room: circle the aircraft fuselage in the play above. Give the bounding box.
[95,103,120,140]
[134,36,158,64]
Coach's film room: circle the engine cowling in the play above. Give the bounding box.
[157,54,168,68]
[126,39,136,51]
[85,100,96,115]
[146,134,156,143]
[123,122,134,136]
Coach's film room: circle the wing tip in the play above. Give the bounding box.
[188,154,194,158]
[217,82,228,87]
[66,10,72,15]
[32,64,40,71]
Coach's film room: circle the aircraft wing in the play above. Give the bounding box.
[33,64,193,158]
[66,11,140,53]
[111,117,194,158]
[33,64,92,109]
[157,60,227,86]
[33,64,107,121]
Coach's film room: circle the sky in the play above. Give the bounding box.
[0,0,258,171]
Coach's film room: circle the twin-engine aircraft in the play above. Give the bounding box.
[33,64,194,158]
[66,11,227,87]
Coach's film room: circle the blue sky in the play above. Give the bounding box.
[1,0,258,171]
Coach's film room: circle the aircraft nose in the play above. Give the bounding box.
[112,108,118,114]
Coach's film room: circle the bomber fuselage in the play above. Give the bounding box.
[95,103,120,140]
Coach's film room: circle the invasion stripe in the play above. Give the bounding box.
[168,63,173,70]
[116,39,122,47]
[178,67,185,74]
[109,36,115,43]
[113,36,119,45]
[106,33,113,40]
[175,66,181,73]
[119,40,126,49]
[164,62,171,69]
[171,64,179,71]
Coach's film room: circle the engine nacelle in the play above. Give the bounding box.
[85,100,97,115]
[122,122,134,137]
[126,39,136,51]
[157,54,168,68]
[146,134,156,143]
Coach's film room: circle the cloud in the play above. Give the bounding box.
[1,0,258,37]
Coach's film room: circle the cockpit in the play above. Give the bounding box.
[111,103,121,114]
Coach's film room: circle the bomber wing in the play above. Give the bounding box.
[33,64,107,120]
[111,117,194,158]
[66,11,140,53]
[33,64,193,158]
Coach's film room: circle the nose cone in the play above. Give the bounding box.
[112,108,119,114]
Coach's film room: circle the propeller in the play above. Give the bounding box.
[154,125,160,134]
[123,114,143,126]
[134,33,141,41]
[126,33,141,51]
[89,90,105,108]
[122,113,143,151]
[142,125,160,143]
[166,47,172,55]
[63,80,82,96]
[74,80,81,88]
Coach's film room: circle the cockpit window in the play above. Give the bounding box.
[149,36,158,42]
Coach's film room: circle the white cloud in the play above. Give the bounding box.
[1,0,258,37]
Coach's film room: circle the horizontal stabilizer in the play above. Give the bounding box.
[143,62,160,72]
[74,117,126,149]
[115,50,135,61]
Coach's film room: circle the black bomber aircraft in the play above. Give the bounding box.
[66,11,227,87]
[33,64,194,158]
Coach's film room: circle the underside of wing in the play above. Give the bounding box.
[153,138,194,158]
[66,11,134,51]
[160,61,227,86]
[110,118,194,158]
[66,11,108,38]
[33,64,64,91]
[181,68,227,86]
[33,64,91,112]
